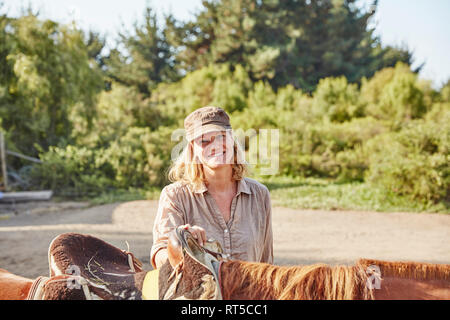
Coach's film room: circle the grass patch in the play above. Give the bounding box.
[54,176,448,213]
[257,175,449,213]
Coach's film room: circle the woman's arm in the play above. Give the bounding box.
[153,224,207,269]
[150,186,185,269]
[150,186,208,269]
[153,248,169,269]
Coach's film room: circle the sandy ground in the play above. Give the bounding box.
[0,200,449,279]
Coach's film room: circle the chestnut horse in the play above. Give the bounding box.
[2,259,449,300]
[216,259,450,300]
[0,268,33,300]
[1,230,449,300]
[163,228,450,300]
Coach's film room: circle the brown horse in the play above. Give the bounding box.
[164,228,450,300]
[0,268,33,300]
[216,259,450,299]
[1,231,449,300]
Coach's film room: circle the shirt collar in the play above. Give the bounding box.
[193,178,252,195]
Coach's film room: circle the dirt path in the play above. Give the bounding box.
[0,200,449,278]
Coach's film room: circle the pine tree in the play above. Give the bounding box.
[105,6,179,96]
[165,0,416,92]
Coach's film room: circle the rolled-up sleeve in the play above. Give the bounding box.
[150,186,185,269]
[260,187,273,264]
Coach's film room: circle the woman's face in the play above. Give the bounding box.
[192,130,235,168]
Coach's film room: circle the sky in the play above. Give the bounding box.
[1,0,449,88]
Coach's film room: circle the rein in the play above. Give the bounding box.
[217,260,224,299]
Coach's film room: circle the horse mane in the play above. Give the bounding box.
[357,259,450,281]
[220,259,450,300]
[220,260,374,300]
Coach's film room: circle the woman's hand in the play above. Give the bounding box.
[180,224,206,246]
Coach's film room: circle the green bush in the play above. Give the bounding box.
[30,145,114,196]
[306,118,387,179]
[278,117,388,179]
[71,83,163,147]
[363,62,427,124]
[100,126,176,188]
[425,102,450,125]
[335,147,367,182]
[312,76,363,122]
[151,63,252,122]
[365,120,449,202]
[211,65,252,113]
[30,125,179,193]
[440,80,450,102]
[360,63,400,107]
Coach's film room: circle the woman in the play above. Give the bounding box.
[150,106,273,269]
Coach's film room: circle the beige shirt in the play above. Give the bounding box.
[150,177,273,268]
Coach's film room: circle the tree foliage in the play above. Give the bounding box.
[1,1,447,208]
[165,0,416,92]
[105,7,179,96]
[0,11,103,159]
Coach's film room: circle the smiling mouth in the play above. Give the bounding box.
[209,151,226,158]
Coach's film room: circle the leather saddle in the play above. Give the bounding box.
[43,232,145,300]
[29,230,224,300]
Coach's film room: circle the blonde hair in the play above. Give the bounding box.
[168,137,249,191]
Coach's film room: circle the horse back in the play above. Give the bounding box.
[375,277,450,300]
[0,269,33,300]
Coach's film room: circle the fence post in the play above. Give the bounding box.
[0,132,7,191]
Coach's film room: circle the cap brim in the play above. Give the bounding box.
[187,124,232,141]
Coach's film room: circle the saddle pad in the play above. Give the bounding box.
[142,269,159,300]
